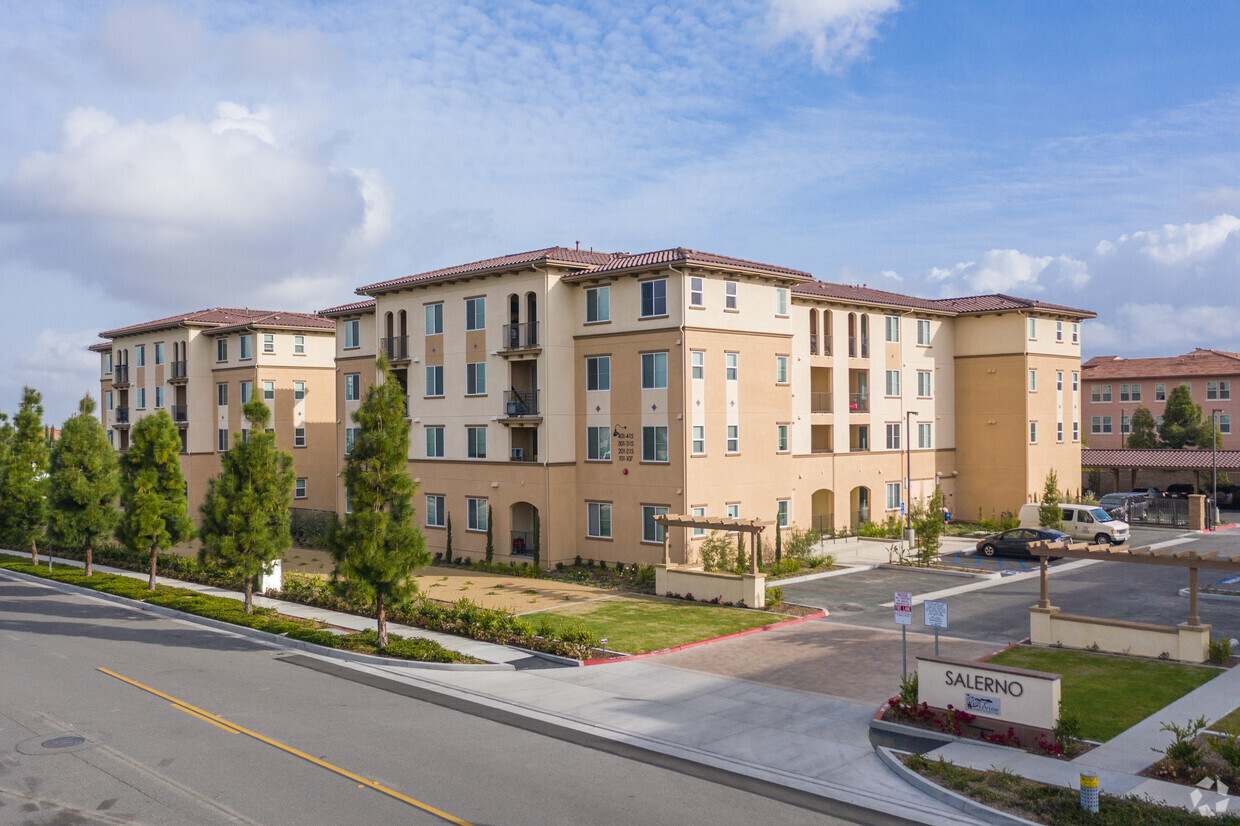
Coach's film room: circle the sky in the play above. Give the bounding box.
[2,0,1240,424]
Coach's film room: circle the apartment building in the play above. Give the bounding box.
[91,308,338,517]
[1081,349,1240,450]
[323,246,1094,568]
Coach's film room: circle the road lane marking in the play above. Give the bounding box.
[98,668,472,826]
[171,702,238,733]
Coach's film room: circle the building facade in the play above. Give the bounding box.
[324,246,1095,568]
[92,309,338,518]
[1081,349,1240,450]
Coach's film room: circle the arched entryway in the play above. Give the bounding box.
[850,486,871,530]
[510,501,538,557]
[811,489,834,534]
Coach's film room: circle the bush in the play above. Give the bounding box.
[858,517,902,538]
[1209,637,1234,664]
[765,586,783,606]
[380,636,460,663]
[289,508,335,550]
[698,532,731,572]
[1210,733,1240,773]
[1159,715,1208,770]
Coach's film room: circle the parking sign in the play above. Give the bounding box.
[894,591,912,625]
[924,600,949,629]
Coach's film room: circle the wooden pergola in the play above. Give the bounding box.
[652,514,766,572]
[1030,539,1240,627]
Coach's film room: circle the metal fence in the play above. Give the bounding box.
[1117,498,1190,528]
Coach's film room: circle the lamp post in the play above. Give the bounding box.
[1213,408,1223,521]
[906,409,919,538]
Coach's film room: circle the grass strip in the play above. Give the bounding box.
[987,646,1219,742]
[1213,707,1240,737]
[1,561,477,664]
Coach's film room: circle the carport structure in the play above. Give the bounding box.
[1027,538,1240,662]
[1082,447,1240,494]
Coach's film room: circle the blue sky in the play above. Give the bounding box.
[2,0,1240,423]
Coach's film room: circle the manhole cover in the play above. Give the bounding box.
[42,736,85,749]
[17,733,97,755]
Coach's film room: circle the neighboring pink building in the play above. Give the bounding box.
[1081,349,1240,449]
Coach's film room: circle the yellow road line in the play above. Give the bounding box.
[171,702,238,733]
[98,668,472,826]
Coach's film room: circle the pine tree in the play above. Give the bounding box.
[1038,470,1062,530]
[532,510,541,569]
[1159,385,1211,449]
[445,513,453,564]
[117,410,194,589]
[329,356,428,646]
[735,532,746,571]
[1127,406,1159,449]
[775,521,782,564]
[485,505,494,563]
[0,388,51,563]
[48,396,120,576]
[199,399,295,612]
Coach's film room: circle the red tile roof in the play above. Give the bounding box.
[208,310,334,334]
[360,247,616,294]
[319,299,376,318]
[100,308,279,339]
[561,247,813,281]
[1083,349,1240,381]
[937,293,1095,317]
[87,341,112,352]
[1082,447,1240,470]
[793,280,946,312]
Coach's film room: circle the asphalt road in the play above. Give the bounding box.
[0,573,894,826]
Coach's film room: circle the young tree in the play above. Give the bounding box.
[117,410,193,589]
[532,510,541,569]
[484,505,494,563]
[0,388,51,563]
[48,396,120,576]
[914,486,946,566]
[775,521,782,564]
[329,357,428,646]
[198,399,295,612]
[1038,469,1063,530]
[1159,384,1210,449]
[1126,406,1159,449]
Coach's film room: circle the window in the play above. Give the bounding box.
[1073,421,1080,442]
[294,427,306,447]
[105,391,113,410]
[1208,381,1232,400]
[775,355,789,384]
[426,426,445,457]
[1057,422,1064,443]
[154,387,163,408]
[725,352,738,381]
[642,505,669,543]
[689,277,704,308]
[343,320,360,349]
[1029,421,1038,444]
[1091,385,1112,403]
[239,335,252,360]
[1028,318,1036,339]
[886,423,901,450]
[886,482,901,511]
[217,338,228,361]
[585,287,610,323]
[217,383,228,406]
[107,430,114,445]
[776,287,789,316]
[587,502,612,539]
[1073,372,1079,392]
[726,424,739,453]
[425,365,444,397]
[104,353,113,374]
[885,370,900,397]
[917,370,931,398]
[294,381,305,401]
[586,356,610,391]
[726,504,739,522]
[1029,370,1037,392]
[426,495,445,528]
[464,297,485,331]
[345,427,359,454]
[691,425,705,454]
[240,381,253,404]
[884,316,899,343]
[295,478,307,499]
[918,422,932,449]
[691,350,705,380]
[1221,415,1232,434]
[1055,321,1063,343]
[425,303,443,335]
[467,498,488,532]
[218,429,228,451]
[724,281,738,310]
[344,373,361,402]
[777,499,790,528]
[641,352,668,389]
[263,334,274,354]
[467,426,487,459]
[640,279,666,318]
[1056,371,1063,391]
[136,388,146,409]
[1072,323,1079,343]
[154,343,164,365]
[1120,383,1133,401]
[917,319,931,346]
[294,335,305,354]
[1091,416,1112,434]
[466,362,486,395]
[587,426,611,460]
[777,424,789,452]
[263,381,275,401]
[1155,383,1166,401]
[691,506,706,538]
[643,426,669,462]
[133,344,145,367]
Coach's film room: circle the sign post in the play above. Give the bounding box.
[923,599,948,657]
[894,591,912,679]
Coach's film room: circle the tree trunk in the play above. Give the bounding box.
[148,545,158,590]
[85,542,93,577]
[376,592,387,648]
[30,537,38,566]
[244,578,253,614]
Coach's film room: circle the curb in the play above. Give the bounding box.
[0,566,515,672]
[874,746,1042,826]
[772,565,877,585]
[580,609,828,666]
[880,563,1001,580]
[1179,586,1240,603]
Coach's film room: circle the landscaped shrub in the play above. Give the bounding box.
[698,532,731,572]
[1159,715,1209,771]
[289,507,335,550]
[1209,637,1234,664]
[765,586,783,607]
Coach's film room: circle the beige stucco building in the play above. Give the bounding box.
[323,246,1095,569]
[91,308,338,519]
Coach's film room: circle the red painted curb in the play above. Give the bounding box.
[581,609,827,666]
[984,636,1031,660]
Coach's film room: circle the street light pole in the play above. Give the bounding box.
[906,409,919,538]
[1213,408,1223,521]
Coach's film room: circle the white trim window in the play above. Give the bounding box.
[1028,318,1036,339]
[1029,370,1037,392]
[467,497,488,532]
[294,381,305,401]
[466,362,486,396]
[587,502,612,539]
[343,320,360,349]
[775,355,789,384]
[136,344,145,367]
[1072,322,1079,343]
[426,495,445,528]
[885,370,900,397]
[586,286,610,322]
[263,380,275,401]
[689,277,704,308]
[240,381,253,404]
[425,426,445,458]
[726,504,740,521]
[642,505,669,543]
[726,424,739,453]
[885,482,901,511]
[218,429,229,452]
[425,365,444,397]
[775,287,789,316]
[263,334,275,353]
[295,478,307,499]
[777,499,790,528]
[154,387,163,408]
[1073,372,1080,392]
[466,426,487,459]
[640,279,667,318]
[345,427,360,455]
[916,319,931,346]
[239,335,252,360]
[776,424,789,452]
[918,422,932,449]
[885,422,901,450]
[1073,421,1080,442]
[154,342,164,364]
[691,506,707,537]
[1055,321,1063,343]
[1057,422,1064,443]
[294,335,305,354]
[884,316,899,343]
[691,425,705,455]
[586,356,610,391]
[136,388,146,409]
[691,350,705,380]
[642,426,669,462]
[216,338,228,361]
[217,383,228,406]
[345,373,361,401]
[641,352,668,389]
[1056,371,1063,391]
[917,370,931,398]
[294,427,306,447]
[725,352,738,381]
[587,426,611,461]
[724,280,738,310]
[465,297,486,331]
[1029,421,1038,444]
[1155,382,1166,401]
[425,303,444,335]
[1221,415,1232,434]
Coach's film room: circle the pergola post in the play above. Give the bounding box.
[1038,556,1050,609]
[750,530,758,574]
[1188,566,1201,627]
[1111,468,1120,493]
[662,529,670,566]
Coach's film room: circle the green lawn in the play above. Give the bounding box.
[1213,706,1240,736]
[986,646,1221,742]
[532,595,784,654]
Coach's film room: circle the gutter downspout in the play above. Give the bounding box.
[669,264,690,564]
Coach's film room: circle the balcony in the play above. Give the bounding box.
[114,407,130,426]
[848,336,869,359]
[381,335,410,363]
[848,393,869,414]
[171,405,188,424]
[501,389,541,424]
[169,360,188,383]
[811,392,833,414]
[500,322,541,356]
[510,531,535,556]
[112,365,130,387]
[509,448,537,462]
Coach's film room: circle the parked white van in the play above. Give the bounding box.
[1017,503,1129,545]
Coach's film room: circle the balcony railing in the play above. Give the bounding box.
[811,392,833,413]
[113,365,130,384]
[509,448,537,462]
[115,407,129,424]
[809,333,818,355]
[171,405,188,423]
[501,322,539,350]
[510,531,535,555]
[170,360,188,379]
[848,393,869,413]
[822,334,832,356]
[848,336,869,358]
[381,335,409,360]
[503,389,539,418]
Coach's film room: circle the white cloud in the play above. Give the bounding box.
[768,0,900,73]
[926,250,1088,294]
[1111,213,1240,266]
[1088,304,1240,354]
[93,0,206,82]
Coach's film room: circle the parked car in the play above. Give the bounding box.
[976,528,1069,558]
[1018,503,1130,545]
[1099,492,1150,520]
[1165,484,1198,499]
[1129,487,1162,500]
